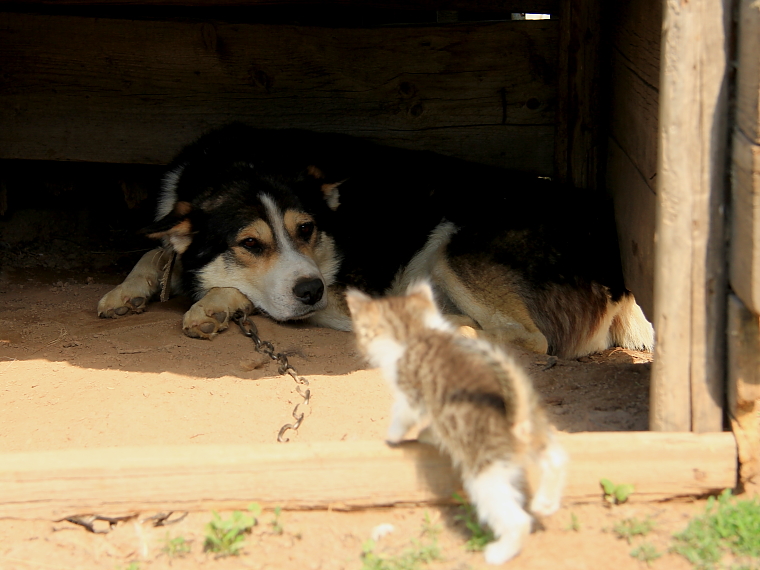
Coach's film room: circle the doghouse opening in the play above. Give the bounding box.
[0,1,658,452]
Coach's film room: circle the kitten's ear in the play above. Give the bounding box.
[406,280,436,305]
[140,201,194,254]
[345,288,372,316]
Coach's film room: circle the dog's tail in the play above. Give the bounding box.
[609,292,654,352]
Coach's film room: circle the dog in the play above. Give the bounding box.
[98,123,653,358]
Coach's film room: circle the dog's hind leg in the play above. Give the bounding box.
[182,287,254,339]
[98,248,177,318]
[433,258,549,354]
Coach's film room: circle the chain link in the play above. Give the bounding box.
[233,313,311,442]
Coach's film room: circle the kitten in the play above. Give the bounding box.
[346,281,567,565]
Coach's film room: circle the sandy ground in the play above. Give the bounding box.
[0,268,741,570]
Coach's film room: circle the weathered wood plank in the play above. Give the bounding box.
[605,0,660,320]
[732,130,760,314]
[651,0,730,433]
[608,0,661,91]
[0,433,737,520]
[608,54,659,194]
[607,138,656,320]
[553,0,608,189]
[735,0,760,147]
[731,0,760,314]
[727,294,760,485]
[0,13,557,172]
[0,0,559,11]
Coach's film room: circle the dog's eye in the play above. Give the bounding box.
[239,237,263,254]
[297,221,315,240]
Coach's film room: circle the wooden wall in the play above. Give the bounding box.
[605,0,661,320]
[0,10,558,174]
[728,0,760,483]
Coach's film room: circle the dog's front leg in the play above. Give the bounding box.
[183,287,254,339]
[98,247,176,318]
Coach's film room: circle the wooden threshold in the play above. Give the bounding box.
[0,432,737,520]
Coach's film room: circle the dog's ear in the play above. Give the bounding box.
[307,164,345,211]
[140,201,194,254]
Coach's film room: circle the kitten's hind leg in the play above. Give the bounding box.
[464,462,532,565]
[386,393,422,444]
[529,434,568,517]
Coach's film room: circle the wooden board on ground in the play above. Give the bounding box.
[0,432,737,520]
[0,12,556,173]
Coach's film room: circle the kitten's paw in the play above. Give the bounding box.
[484,537,522,565]
[529,494,561,517]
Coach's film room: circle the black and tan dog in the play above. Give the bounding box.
[98,124,653,358]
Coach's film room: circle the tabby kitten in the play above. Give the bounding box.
[346,281,567,565]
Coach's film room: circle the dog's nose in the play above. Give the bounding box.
[293,278,324,306]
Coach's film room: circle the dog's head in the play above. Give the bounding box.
[143,164,344,322]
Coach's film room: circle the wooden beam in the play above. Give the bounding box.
[0,433,737,520]
[727,294,760,486]
[651,0,731,432]
[0,13,557,173]
[730,0,760,315]
[0,0,559,12]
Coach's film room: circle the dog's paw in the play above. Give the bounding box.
[182,288,254,339]
[97,284,150,318]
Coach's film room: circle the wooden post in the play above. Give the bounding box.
[0,433,737,520]
[651,0,731,432]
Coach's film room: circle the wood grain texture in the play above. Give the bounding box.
[0,13,557,172]
[0,433,737,520]
[553,0,608,190]
[651,0,730,433]
[731,0,760,314]
[735,0,760,147]
[605,0,661,319]
[607,138,656,320]
[727,294,760,485]
[732,130,760,314]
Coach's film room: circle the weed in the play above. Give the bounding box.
[360,513,442,570]
[162,533,192,558]
[270,506,284,535]
[567,512,581,532]
[631,543,662,566]
[452,492,495,551]
[671,489,760,570]
[117,563,140,570]
[601,478,635,505]
[203,503,262,557]
[614,517,656,544]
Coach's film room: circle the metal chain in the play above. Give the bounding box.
[233,313,311,442]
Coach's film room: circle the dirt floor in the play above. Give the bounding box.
[0,266,744,570]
